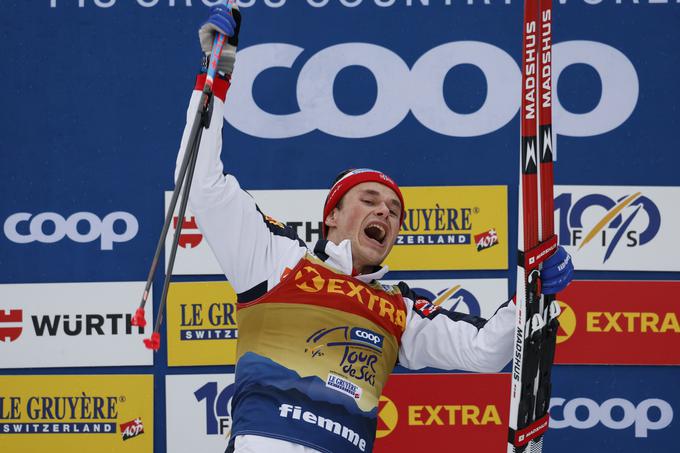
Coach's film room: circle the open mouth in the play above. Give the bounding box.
[364,223,387,245]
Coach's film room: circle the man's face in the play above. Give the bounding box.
[324,182,403,273]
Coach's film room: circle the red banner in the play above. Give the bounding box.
[555,281,680,365]
[374,373,510,452]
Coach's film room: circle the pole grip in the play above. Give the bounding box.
[205,0,235,90]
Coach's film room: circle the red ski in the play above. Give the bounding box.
[507,0,561,451]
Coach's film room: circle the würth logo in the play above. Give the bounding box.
[0,309,23,342]
[173,216,203,249]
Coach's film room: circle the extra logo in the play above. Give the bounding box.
[3,212,138,250]
[194,382,235,436]
[376,395,398,439]
[306,326,383,387]
[120,418,144,441]
[555,301,576,344]
[0,309,22,342]
[550,397,673,438]
[555,191,660,263]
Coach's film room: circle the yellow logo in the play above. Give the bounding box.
[167,281,239,366]
[295,266,325,293]
[385,186,508,271]
[556,300,577,344]
[376,395,398,439]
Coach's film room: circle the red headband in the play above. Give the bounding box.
[322,169,405,237]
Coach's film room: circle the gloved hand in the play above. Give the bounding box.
[198,3,241,76]
[540,245,574,295]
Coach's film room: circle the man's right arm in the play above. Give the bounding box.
[174,7,305,297]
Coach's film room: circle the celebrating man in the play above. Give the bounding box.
[177,5,574,453]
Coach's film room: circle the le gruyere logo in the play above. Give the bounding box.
[179,301,238,341]
[0,393,123,434]
[398,204,478,246]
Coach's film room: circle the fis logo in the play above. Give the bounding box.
[0,309,23,342]
[120,418,144,441]
[412,285,482,317]
[194,382,235,436]
[555,191,661,263]
[173,216,203,249]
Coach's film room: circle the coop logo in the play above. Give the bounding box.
[227,41,637,139]
[550,397,674,438]
[555,191,661,263]
[173,216,203,249]
[120,418,144,441]
[3,211,138,250]
[194,382,236,436]
[307,326,382,387]
[555,301,576,344]
[0,309,23,342]
[398,205,474,246]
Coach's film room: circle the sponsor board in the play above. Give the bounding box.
[167,282,238,366]
[165,190,325,275]
[166,186,506,274]
[555,186,680,271]
[554,281,680,365]
[548,366,678,451]
[0,282,152,368]
[382,278,508,318]
[167,281,238,366]
[2,211,139,251]
[166,374,236,453]
[385,186,507,270]
[0,375,153,453]
[374,373,509,452]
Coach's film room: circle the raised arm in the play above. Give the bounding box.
[175,5,305,296]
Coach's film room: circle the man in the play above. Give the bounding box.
[178,6,574,453]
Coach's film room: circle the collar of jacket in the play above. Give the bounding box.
[313,239,389,283]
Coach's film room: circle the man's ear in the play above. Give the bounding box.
[325,209,338,228]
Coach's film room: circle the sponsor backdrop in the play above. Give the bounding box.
[2,1,679,452]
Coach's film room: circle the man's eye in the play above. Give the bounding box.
[389,210,398,217]
[362,199,374,205]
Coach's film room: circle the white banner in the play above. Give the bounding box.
[0,282,152,368]
[382,278,508,318]
[165,189,326,275]
[554,186,680,271]
[166,373,237,453]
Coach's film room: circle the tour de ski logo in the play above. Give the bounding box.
[306,326,384,388]
[555,192,661,263]
[0,309,23,342]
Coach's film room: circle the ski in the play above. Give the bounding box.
[507,0,561,451]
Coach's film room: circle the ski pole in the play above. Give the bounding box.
[131,0,236,350]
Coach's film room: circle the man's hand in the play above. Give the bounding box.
[540,246,574,295]
[198,4,241,76]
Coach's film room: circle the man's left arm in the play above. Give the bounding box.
[397,246,574,372]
